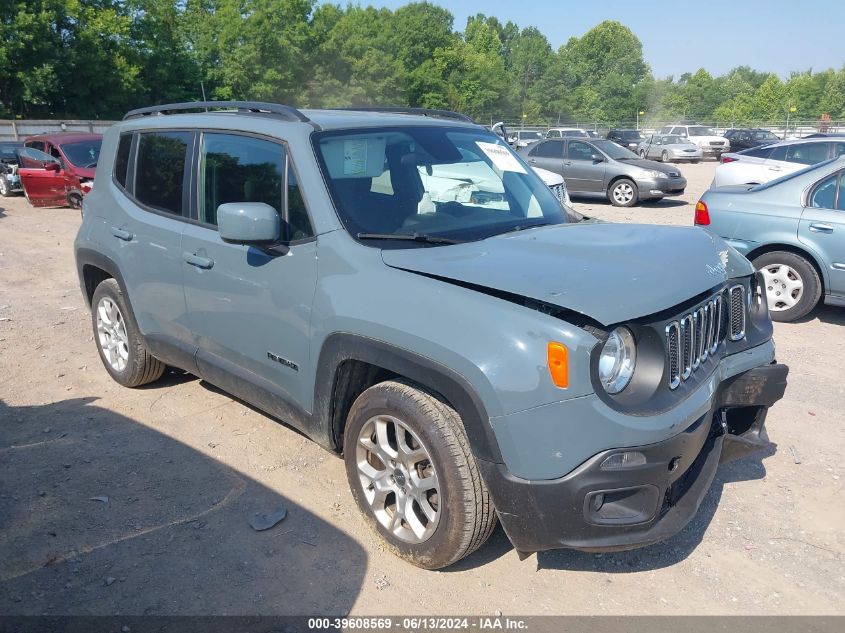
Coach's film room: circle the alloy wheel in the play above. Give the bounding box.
[356,414,440,544]
[759,263,804,311]
[612,182,635,205]
[96,297,129,372]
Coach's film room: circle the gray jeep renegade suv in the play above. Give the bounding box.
[75,101,788,569]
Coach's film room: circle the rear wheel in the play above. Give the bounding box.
[639,150,646,158]
[609,178,638,207]
[343,380,496,569]
[91,279,165,387]
[752,251,821,322]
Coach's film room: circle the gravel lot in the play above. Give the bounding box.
[1,161,843,616]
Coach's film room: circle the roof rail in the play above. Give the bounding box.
[334,106,475,123]
[123,101,310,123]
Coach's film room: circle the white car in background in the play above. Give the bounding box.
[546,128,589,139]
[659,124,729,159]
[711,138,845,187]
[532,165,571,206]
[509,130,544,148]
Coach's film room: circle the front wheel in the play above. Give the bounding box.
[608,178,638,207]
[661,150,670,162]
[343,380,496,569]
[752,251,821,322]
[0,175,11,197]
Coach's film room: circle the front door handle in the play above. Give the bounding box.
[809,223,834,234]
[111,227,133,241]
[563,161,572,166]
[183,252,214,269]
[528,158,536,164]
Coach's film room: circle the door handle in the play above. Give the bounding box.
[183,252,214,269]
[809,223,834,234]
[563,161,572,166]
[528,158,536,164]
[110,227,133,241]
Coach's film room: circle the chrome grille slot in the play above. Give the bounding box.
[550,184,565,202]
[665,321,681,390]
[729,284,746,341]
[666,288,744,390]
[711,295,723,353]
[680,314,693,380]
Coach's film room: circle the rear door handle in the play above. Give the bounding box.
[110,227,133,241]
[809,223,834,234]
[183,252,214,269]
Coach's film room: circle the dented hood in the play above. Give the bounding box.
[381,223,753,325]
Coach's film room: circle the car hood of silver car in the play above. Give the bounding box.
[382,222,753,325]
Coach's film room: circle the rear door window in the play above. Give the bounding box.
[114,134,132,188]
[134,131,192,215]
[785,142,830,165]
[566,141,595,160]
[531,141,564,158]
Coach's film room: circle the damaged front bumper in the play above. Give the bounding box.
[479,362,788,555]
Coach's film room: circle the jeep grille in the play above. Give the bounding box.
[665,287,744,390]
[549,183,566,203]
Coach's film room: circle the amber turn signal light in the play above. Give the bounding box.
[547,342,569,388]
[694,200,710,226]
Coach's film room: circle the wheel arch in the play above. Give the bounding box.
[313,333,502,465]
[745,242,827,295]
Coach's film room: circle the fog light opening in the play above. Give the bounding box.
[600,451,647,471]
[591,493,605,512]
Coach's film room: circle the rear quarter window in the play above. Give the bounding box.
[114,134,132,188]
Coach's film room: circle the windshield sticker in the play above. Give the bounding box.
[343,139,368,175]
[475,141,527,174]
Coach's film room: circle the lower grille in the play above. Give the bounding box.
[549,183,566,202]
[666,285,746,389]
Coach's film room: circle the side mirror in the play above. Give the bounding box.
[45,162,61,172]
[591,154,605,162]
[218,202,280,245]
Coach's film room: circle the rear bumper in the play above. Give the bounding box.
[480,362,788,554]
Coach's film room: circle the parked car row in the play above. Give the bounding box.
[0,132,102,208]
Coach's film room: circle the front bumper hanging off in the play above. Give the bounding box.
[479,362,788,555]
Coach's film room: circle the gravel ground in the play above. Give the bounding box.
[0,161,843,616]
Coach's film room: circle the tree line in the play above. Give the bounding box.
[2,0,844,126]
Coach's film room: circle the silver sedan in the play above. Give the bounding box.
[638,134,703,163]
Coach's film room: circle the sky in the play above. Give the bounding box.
[361,0,845,78]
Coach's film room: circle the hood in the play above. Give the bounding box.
[620,158,681,175]
[531,166,563,186]
[73,166,96,179]
[381,223,752,325]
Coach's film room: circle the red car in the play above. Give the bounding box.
[18,132,102,208]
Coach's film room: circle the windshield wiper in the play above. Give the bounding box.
[357,232,461,245]
[498,221,552,235]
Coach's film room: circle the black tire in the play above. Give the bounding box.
[639,150,646,158]
[0,175,11,197]
[343,380,496,569]
[91,278,165,387]
[752,251,822,322]
[661,150,670,162]
[608,178,638,207]
[68,192,82,209]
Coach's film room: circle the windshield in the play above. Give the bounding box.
[313,127,569,246]
[622,131,644,140]
[518,131,542,140]
[59,139,102,168]
[0,144,21,161]
[590,139,639,160]
[688,126,716,137]
[663,135,684,144]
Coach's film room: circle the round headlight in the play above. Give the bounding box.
[598,327,637,394]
